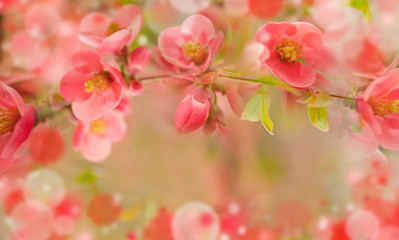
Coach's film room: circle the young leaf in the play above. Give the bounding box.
[241,94,262,122]
[307,91,333,107]
[307,107,329,132]
[76,170,97,184]
[260,94,274,135]
[348,0,372,22]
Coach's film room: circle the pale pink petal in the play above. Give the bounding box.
[0,82,27,115]
[102,82,124,110]
[112,4,143,41]
[24,3,60,38]
[208,31,224,54]
[71,50,103,75]
[175,95,211,134]
[78,12,110,48]
[127,80,144,96]
[9,31,49,70]
[1,105,34,159]
[158,27,191,67]
[102,61,126,87]
[357,99,383,134]
[72,123,87,150]
[59,71,91,103]
[181,14,215,44]
[375,119,399,150]
[268,55,316,88]
[80,135,111,162]
[72,94,106,121]
[103,112,127,142]
[97,29,131,55]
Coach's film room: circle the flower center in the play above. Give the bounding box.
[275,38,303,63]
[89,119,107,135]
[181,40,209,66]
[106,23,121,36]
[0,108,21,135]
[369,96,399,118]
[84,72,113,94]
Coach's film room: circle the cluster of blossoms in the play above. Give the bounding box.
[2,0,399,165]
[2,0,399,239]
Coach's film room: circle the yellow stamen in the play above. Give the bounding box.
[84,72,113,94]
[0,108,20,135]
[89,119,107,135]
[275,38,303,63]
[181,40,209,66]
[369,96,399,118]
[107,23,120,36]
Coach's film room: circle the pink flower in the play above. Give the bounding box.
[60,50,125,121]
[357,69,399,150]
[255,22,339,88]
[0,82,34,173]
[78,4,143,55]
[158,14,224,75]
[175,86,214,134]
[73,111,127,162]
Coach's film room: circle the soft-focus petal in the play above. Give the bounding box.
[78,12,110,48]
[80,135,112,162]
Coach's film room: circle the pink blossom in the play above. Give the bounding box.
[255,22,339,88]
[0,82,34,174]
[73,111,127,162]
[175,86,214,134]
[60,50,125,121]
[357,69,399,150]
[78,4,143,55]
[158,14,224,75]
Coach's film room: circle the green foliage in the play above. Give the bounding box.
[76,170,97,184]
[347,0,372,22]
[260,94,274,135]
[298,91,332,108]
[242,94,262,122]
[242,89,274,135]
[308,106,329,132]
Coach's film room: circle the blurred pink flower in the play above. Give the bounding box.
[60,50,124,121]
[73,110,126,162]
[255,22,339,88]
[158,14,224,75]
[78,4,143,55]
[0,82,34,174]
[358,69,399,150]
[175,86,214,134]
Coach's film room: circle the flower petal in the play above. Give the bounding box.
[181,14,215,44]
[79,12,110,48]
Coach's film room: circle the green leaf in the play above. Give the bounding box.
[348,0,372,22]
[76,170,97,184]
[307,91,333,107]
[241,94,262,122]
[260,94,274,135]
[307,107,329,132]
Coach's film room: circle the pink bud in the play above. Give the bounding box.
[127,79,144,96]
[175,87,213,134]
[127,46,151,75]
[203,106,225,135]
